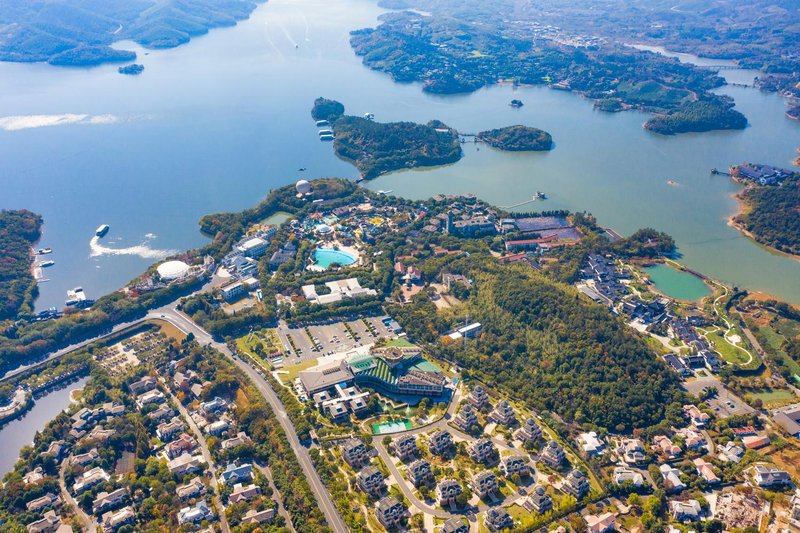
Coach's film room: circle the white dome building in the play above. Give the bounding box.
[315,224,333,235]
[296,179,312,195]
[157,260,190,281]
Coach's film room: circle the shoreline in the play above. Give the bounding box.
[727,192,800,262]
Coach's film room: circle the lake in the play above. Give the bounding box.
[1,0,799,308]
[0,376,87,475]
[645,264,712,302]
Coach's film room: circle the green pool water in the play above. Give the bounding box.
[372,420,413,434]
[645,264,712,301]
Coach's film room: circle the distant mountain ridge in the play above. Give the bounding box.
[0,0,263,66]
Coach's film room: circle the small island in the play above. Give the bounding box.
[312,98,462,179]
[729,163,800,257]
[644,98,747,135]
[118,63,144,75]
[477,125,553,152]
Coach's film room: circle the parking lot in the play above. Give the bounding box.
[683,376,755,417]
[277,315,397,364]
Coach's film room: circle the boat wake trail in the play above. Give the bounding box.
[89,236,176,259]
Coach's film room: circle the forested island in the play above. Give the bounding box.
[350,6,749,134]
[478,125,553,152]
[0,210,42,320]
[118,64,145,75]
[312,98,462,179]
[644,98,748,135]
[733,173,800,257]
[0,0,263,66]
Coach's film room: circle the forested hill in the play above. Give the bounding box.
[734,174,800,257]
[0,0,263,66]
[392,258,685,433]
[0,210,42,320]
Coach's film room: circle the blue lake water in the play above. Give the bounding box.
[0,0,799,306]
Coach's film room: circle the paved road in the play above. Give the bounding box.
[156,308,348,533]
[162,378,230,533]
[59,460,97,533]
[254,463,296,532]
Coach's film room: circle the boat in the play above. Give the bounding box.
[298,167,307,172]
[319,134,334,141]
[96,224,110,237]
[315,120,329,127]
[318,129,333,136]
[534,191,547,200]
[37,248,52,255]
[40,260,55,267]
[364,112,375,120]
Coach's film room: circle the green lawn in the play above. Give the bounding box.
[706,331,752,366]
[748,389,797,408]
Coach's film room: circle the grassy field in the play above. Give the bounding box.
[706,331,752,366]
[757,323,800,379]
[278,358,321,383]
[748,389,797,408]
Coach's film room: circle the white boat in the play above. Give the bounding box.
[318,129,333,136]
[37,247,52,255]
[40,260,55,267]
[96,224,110,237]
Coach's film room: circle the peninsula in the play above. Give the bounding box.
[312,98,462,179]
[0,0,263,66]
[0,210,42,320]
[729,164,800,257]
[477,125,553,152]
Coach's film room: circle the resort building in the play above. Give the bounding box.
[428,429,453,456]
[578,431,605,456]
[100,506,135,531]
[585,512,616,533]
[375,496,406,529]
[562,469,590,499]
[471,471,499,498]
[620,438,646,465]
[752,465,792,487]
[229,483,261,504]
[92,488,128,514]
[659,464,686,492]
[220,463,253,486]
[220,281,246,302]
[302,278,376,305]
[357,465,385,496]
[178,501,213,526]
[436,478,463,506]
[73,467,110,495]
[613,467,644,487]
[670,500,702,522]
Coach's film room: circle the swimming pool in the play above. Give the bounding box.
[313,248,357,268]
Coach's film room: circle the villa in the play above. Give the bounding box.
[407,459,434,486]
[694,458,720,484]
[168,453,205,476]
[341,439,370,467]
[540,439,565,468]
[578,432,605,456]
[484,507,514,532]
[659,464,686,492]
[357,466,385,495]
[437,478,463,506]
[391,434,418,460]
[220,463,253,486]
[501,456,530,478]
[684,405,711,428]
[442,518,469,533]
[101,506,135,530]
[490,400,517,427]
[177,477,206,500]
[525,485,553,514]
[229,483,261,504]
[428,429,453,455]
[670,500,702,522]
[467,385,490,409]
[454,404,480,432]
[620,438,646,464]
[26,493,60,512]
[468,438,497,464]
[562,469,590,499]
[243,508,275,525]
[515,417,542,444]
[375,496,406,529]
[613,467,644,487]
[751,465,792,488]
[471,471,499,498]
[73,467,110,495]
[92,488,128,514]
[178,501,213,525]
